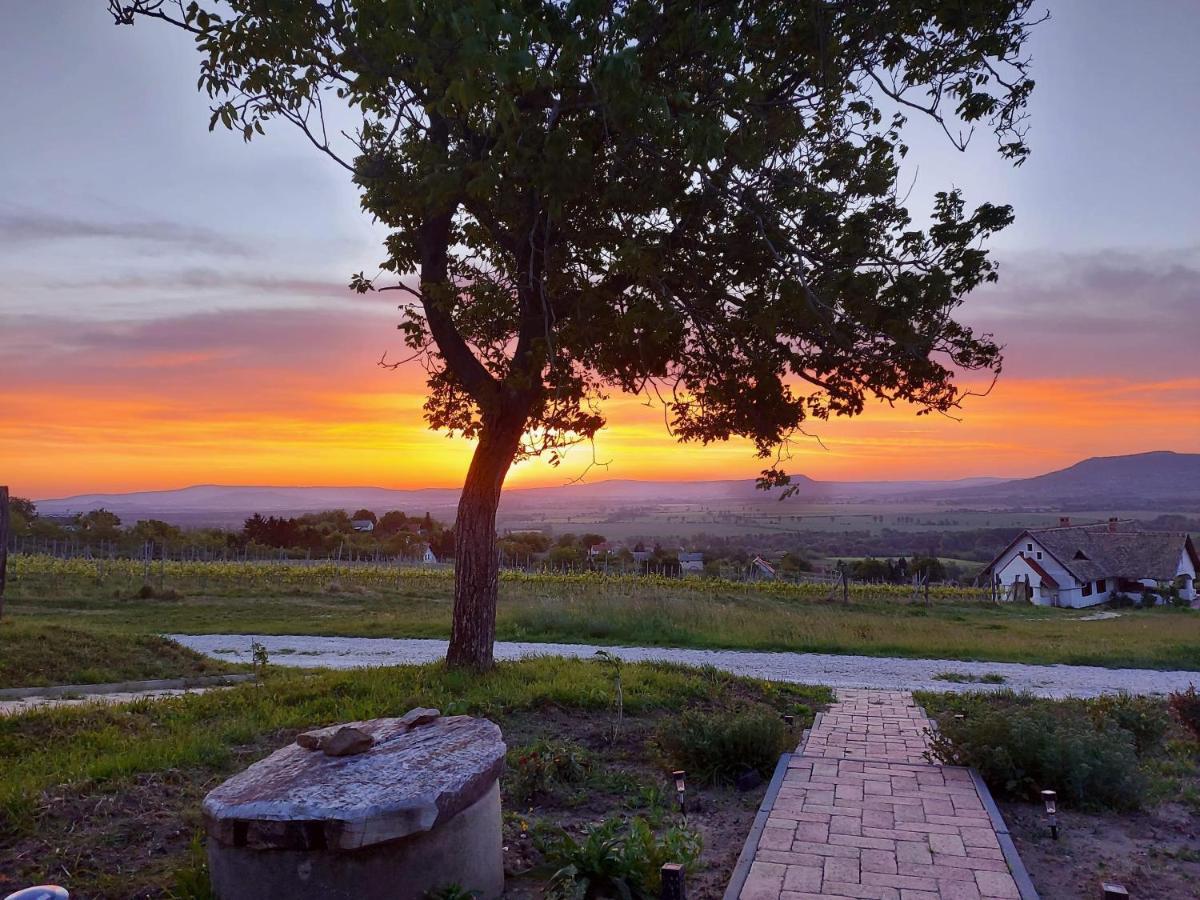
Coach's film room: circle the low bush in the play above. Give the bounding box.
[656,706,790,785]
[541,816,701,900]
[1108,591,1136,609]
[1169,685,1200,742]
[1089,693,1171,755]
[926,701,1145,810]
[507,739,592,802]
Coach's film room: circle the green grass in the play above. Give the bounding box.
[0,657,831,897]
[5,555,1200,669]
[0,621,240,689]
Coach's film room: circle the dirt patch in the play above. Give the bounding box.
[1003,799,1200,899]
[496,705,772,899]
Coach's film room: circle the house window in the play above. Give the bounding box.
[1096,579,1106,592]
[1036,552,1043,560]
[1082,582,1093,597]
[1027,543,1033,552]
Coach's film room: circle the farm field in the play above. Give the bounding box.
[5,555,1199,671]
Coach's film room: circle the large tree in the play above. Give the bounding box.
[111,0,1038,669]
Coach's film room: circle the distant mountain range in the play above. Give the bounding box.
[928,451,1200,508]
[31,451,1199,526]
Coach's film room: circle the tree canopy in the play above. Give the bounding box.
[113,0,1035,482]
[110,0,1040,667]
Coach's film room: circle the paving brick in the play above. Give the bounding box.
[741,861,786,900]
[760,826,796,851]
[928,833,967,856]
[973,870,1020,899]
[937,880,982,900]
[824,855,862,885]
[861,848,899,875]
[782,864,823,892]
[895,841,933,865]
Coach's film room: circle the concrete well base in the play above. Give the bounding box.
[207,781,503,900]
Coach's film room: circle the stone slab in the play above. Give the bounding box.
[204,711,505,850]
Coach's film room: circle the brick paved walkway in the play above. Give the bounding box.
[731,689,1032,900]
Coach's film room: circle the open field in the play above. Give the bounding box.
[6,555,1200,670]
[0,657,830,899]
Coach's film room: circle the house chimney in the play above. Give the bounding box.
[1108,517,1119,533]
[1058,516,1071,527]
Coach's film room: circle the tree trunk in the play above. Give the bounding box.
[446,413,526,671]
[0,485,9,621]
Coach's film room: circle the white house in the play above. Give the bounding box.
[679,551,704,573]
[984,518,1198,608]
[351,518,375,533]
[419,544,438,564]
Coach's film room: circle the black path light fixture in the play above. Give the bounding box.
[673,770,687,817]
[1041,789,1058,840]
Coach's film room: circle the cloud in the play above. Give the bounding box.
[0,208,248,256]
[965,246,1200,378]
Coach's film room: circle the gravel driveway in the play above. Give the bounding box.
[169,634,1199,698]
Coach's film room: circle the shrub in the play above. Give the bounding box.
[657,706,790,785]
[507,739,592,802]
[1169,685,1200,742]
[927,704,1145,810]
[1089,693,1170,755]
[541,816,701,900]
[1108,591,1135,609]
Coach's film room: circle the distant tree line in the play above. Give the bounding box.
[3,497,454,560]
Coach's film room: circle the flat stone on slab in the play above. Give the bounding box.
[204,711,505,851]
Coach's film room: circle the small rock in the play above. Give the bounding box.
[322,726,375,757]
[398,707,441,730]
[296,731,324,751]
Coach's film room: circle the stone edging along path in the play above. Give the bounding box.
[725,689,1038,900]
[169,635,1199,698]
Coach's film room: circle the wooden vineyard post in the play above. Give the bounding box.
[0,485,9,621]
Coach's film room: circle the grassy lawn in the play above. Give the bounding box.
[0,657,831,899]
[5,555,1199,669]
[0,621,240,690]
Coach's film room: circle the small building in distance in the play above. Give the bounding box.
[351,519,376,533]
[751,555,777,580]
[679,551,704,573]
[984,517,1197,608]
[418,544,438,564]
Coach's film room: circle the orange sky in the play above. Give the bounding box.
[2,297,1196,498]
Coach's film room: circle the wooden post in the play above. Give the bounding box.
[660,863,686,900]
[0,485,9,620]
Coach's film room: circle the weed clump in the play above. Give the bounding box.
[507,739,592,802]
[656,706,790,786]
[1169,685,1200,742]
[540,816,701,900]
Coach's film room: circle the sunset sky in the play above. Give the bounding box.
[1,1,1198,500]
